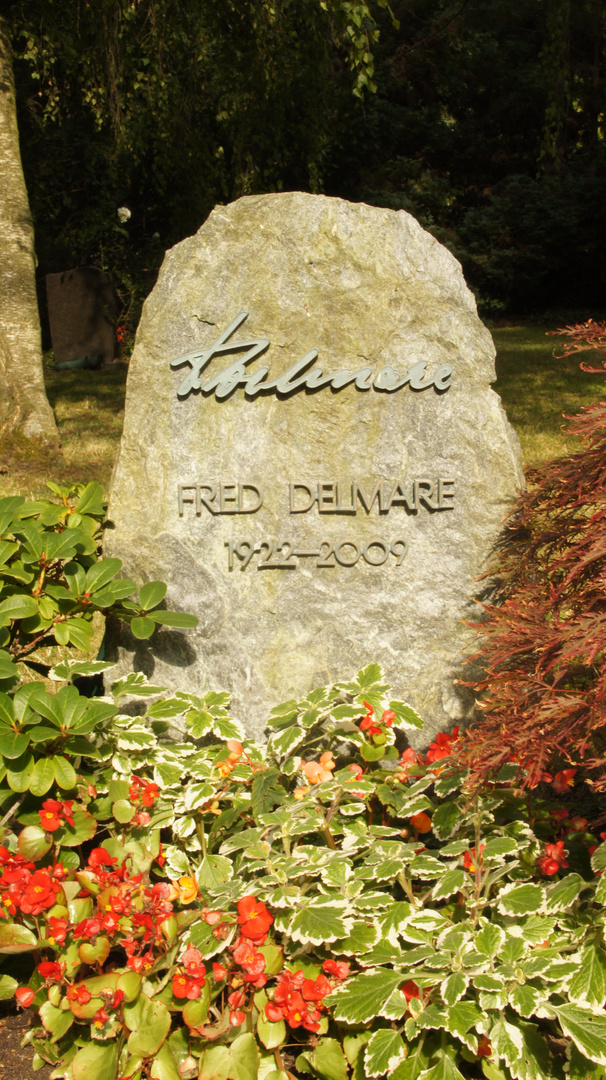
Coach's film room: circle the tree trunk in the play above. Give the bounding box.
[0,16,58,443]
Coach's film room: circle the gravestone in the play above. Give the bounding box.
[46,267,117,366]
[105,193,523,742]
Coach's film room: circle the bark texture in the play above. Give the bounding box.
[0,17,58,442]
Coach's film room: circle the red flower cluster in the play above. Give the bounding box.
[37,799,74,833]
[172,947,208,999]
[552,769,576,794]
[266,969,331,1032]
[537,841,569,876]
[0,847,64,918]
[426,727,460,763]
[359,702,395,741]
[129,776,159,808]
[237,896,273,943]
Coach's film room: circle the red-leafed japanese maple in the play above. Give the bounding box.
[458,321,606,789]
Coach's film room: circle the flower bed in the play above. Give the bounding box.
[1,660,606,1080]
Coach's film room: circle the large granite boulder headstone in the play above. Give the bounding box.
[105,193,523,742]
[46,267,117,366]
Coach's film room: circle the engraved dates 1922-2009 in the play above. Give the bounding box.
[225,538,408,570]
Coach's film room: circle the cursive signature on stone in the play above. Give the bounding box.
[169,313,452,401]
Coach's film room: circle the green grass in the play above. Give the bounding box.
[0,362,128,499]
[492,324,605,465]
[0,327,604,499]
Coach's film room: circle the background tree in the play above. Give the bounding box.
[6,0,606,327]
[0,14,57,443]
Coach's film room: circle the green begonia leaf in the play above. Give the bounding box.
[72,1040,119,1080]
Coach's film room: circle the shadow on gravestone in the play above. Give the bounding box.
[104,193,524,745]
[46,267,117,368]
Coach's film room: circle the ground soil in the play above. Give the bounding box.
[0,1009,52,1080]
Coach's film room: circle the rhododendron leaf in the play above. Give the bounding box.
[0,923,38,953]
[568,945,606,1009]
[0,729,30,758]
[56,808,97,847]
[52,755,77,790]
[131,616,156,639]
[198,1045,231,1080]
[327,969,405,1024]
[125,994,171,1057]
[0,652,17,680]
[138,581,167,611]
[40,1001,74,1042]
[364,1030,406,1078]
[113,798,136,823]
[6,750,34,791]
[29,756,56,796]
[149,610,198,628]
[196,855,233,890]
[497,883,545,916]
[544,873,586,912]
[0,593,38,620]
[17,825,52,860]
[72,1040,119,1080]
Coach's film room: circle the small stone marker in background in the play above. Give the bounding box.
[106,193,523,742]
[46,267,117,366]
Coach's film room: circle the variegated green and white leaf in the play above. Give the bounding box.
[497,882,545,916]
[550,1005,606,1068]
[440,972,469,1006]
[364,1030,406,1077]
[326,969,405,1024]
[289,902,353,946]
[544,873,586,913]
[432,868,468,900]
[569,945,606,1009]
[509,984,541,1019]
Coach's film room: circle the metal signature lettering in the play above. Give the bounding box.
[170,313,452,401]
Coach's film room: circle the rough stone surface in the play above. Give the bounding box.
[46,268,117,365]
[105,192,524,743]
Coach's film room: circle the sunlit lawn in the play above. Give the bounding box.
[492,324,604,465]
[0,327,604,499]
